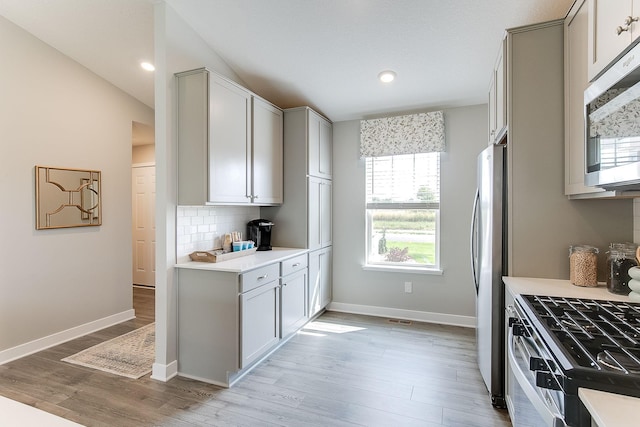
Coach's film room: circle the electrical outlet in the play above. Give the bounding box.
[404,281,412,293]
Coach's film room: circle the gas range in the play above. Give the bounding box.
[509,294,640,426]
[518,294,640,394]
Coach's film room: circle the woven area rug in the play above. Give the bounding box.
[62,323,155,379]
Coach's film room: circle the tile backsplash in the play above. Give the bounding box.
[176,205,260,263]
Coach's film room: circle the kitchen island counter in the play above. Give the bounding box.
[504,276,633,427]
[175,247,307,273]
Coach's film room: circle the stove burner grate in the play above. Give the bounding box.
[521,295,640,373]
[597,350,640,374]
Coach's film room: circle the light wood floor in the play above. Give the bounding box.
[0,287,511,426]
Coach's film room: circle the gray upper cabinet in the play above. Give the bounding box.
[565,0,606,197]
[587,0,640,80]
[487,38,507,145]
[209,74,252,204]
[176,68,283,206]
[307,109,333,179]
[252,97,284,205]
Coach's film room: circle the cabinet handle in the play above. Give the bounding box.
[292,263,300,267]
[253,194,259,199]
[257,274,268,280]
[282,283,287,287]
[617,24,629,35]
[617,17,638,35]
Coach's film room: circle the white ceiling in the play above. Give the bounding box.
[0,0,574,122]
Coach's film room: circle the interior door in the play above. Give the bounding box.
[132,165,156,287]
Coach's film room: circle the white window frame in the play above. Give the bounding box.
[364,153,441,273]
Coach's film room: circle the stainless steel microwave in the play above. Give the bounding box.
[585,41,640,190]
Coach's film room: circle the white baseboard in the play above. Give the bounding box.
[151,360,178,382]
[327,302,475,328]
[0,309,135,365]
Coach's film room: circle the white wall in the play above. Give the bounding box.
[0,15,154,357]
[331,105,487,325]
[132,144,155,164]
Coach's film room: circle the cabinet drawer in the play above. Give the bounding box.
[281,254,308,277]
[240,263,280,293]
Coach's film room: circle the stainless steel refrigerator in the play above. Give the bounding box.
[471,144,506,408]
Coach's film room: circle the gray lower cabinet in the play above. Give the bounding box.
[240,278,280,369]
[177,268,240,387]
[281,254,308,338]
[177,255,308,387]
[309,246,332,318]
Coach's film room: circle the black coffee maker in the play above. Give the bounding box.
[247,219,274,251]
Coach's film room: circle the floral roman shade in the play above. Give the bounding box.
[360,111,445,157]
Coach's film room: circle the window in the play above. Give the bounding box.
[365,153,440,269]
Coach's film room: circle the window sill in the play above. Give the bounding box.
[362,264,444,275]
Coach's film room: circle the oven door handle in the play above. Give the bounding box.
[508,327,566,427]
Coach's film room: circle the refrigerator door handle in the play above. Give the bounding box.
[470,188,480,294]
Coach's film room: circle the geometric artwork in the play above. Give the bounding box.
[35,166,102,229]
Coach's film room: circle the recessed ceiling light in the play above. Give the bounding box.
[378,70,396,83]
[140,62,155,72]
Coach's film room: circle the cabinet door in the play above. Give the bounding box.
[308,177,321,250]
[320,179,332,247]
[308,110,332,179]
[494,45,506,142]
[176,69,209,205]
[588,0,634,80]
[308,177,332,250]
[308,247,332,317]
[318,118,333,178]
[634,0,640,40]
[281,269,308,338]
[319,247,332,309]
[308,250,321,317]
[565,0,603,196]
[488,39,506,145]
[252,97,283,205]
[488,72,496,145]
[209,75,252,204]
[240,279,280,368]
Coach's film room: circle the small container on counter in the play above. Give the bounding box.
[606,243,638,294]
[569,245,599,287]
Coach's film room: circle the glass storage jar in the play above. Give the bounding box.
[569,245,599,287]
[607,243,638,295]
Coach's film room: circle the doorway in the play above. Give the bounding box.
[132,121,155,287]
[132,165,155,286]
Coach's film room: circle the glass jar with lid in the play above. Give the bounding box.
[569,245,599,287]
[606,243,638,294]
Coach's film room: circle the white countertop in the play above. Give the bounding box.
[504,277,634,427]
[503,276,632,302]
[579,388,640,427]
[175,247,308,273]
